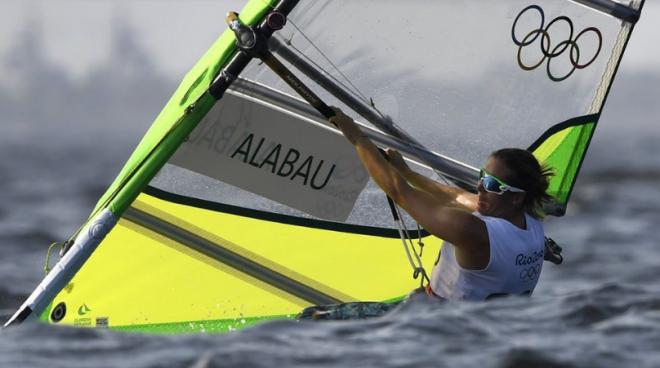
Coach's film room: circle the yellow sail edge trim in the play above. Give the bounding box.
[533,129,570,160]
[48,192,441,330]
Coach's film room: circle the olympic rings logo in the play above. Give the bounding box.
[512,5,602,82]
[519,264,541,282]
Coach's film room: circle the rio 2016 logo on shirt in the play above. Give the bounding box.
[515,250,543,282]
[519,264,541,282]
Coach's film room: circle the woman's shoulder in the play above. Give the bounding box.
[525,213,545,231]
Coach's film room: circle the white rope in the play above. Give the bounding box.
[395,207,427,272]
[286,19,372,105]
[392,203,429,286]
[282,37,372,109]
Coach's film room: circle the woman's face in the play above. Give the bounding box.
[477,156,522,216]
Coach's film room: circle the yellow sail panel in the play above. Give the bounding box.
[48,218,307,331]
[133,191,440,302]
[46,190,440,333]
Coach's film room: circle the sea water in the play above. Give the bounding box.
[1,64,659,368]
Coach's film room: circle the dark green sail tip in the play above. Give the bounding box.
[543,202,566,217]
[531,115,599,216]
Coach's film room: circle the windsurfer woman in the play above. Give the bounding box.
[330,108,554,301]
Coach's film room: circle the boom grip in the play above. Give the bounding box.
[260,53,336,119]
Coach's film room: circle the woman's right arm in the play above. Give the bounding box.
[386,149,478,212]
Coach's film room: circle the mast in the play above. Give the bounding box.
[3,0,303,328]
[570,0,641,23]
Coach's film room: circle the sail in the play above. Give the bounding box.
[239,0,641,214]
[6,0,644,333]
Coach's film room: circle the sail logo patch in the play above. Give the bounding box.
[512,5,602,82]
[171,91,369,221]
[230,133,335,190]
[77,303,92,316]
[96,317,109,328]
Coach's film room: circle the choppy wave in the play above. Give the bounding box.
[1,283,660,368]
[1,80,659,367]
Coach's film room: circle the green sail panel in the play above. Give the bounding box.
[531,117,597,211]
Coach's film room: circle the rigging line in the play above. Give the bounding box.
[415,222,425,257]
[282,36,396,125]
[389,199,429,285]
[398,210,423,258]
[394,223,419,276]
[285,19,373,106]
[379,147,429,284]
[394,205,428,280]
[284,20,368,103]
[283,38,372,109]
[270,37,474,190]
[384,193,426,283]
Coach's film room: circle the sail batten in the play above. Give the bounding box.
[124,206,347,306]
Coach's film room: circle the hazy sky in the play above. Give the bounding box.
[0,0,245,79]
[0,0,658,80]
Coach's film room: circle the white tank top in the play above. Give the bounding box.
[430,212,545,301]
